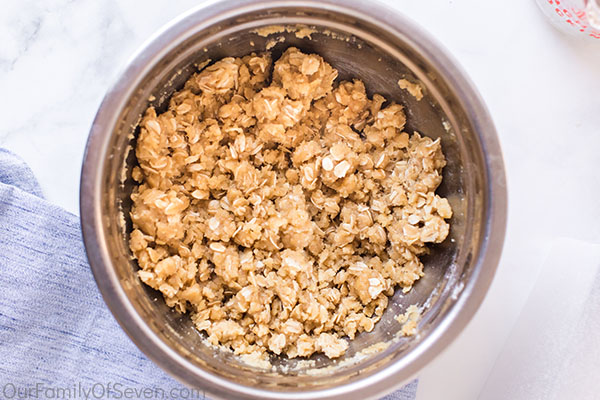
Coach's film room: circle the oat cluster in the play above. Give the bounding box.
[129,48,452,359]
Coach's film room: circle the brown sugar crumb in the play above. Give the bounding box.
[397,78,424,101]
[396,305,422,336]
[129,47,451,359]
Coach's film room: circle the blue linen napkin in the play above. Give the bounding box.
[0,148,417,400]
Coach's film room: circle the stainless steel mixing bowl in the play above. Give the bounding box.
[80,1,507,399]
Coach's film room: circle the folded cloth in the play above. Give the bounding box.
[0,149,417,400]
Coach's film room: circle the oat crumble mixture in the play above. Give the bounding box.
[129,47,452,359]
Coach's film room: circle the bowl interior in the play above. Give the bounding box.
[93,4,487,396]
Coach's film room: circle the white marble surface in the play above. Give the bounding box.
[2,0,600,399]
